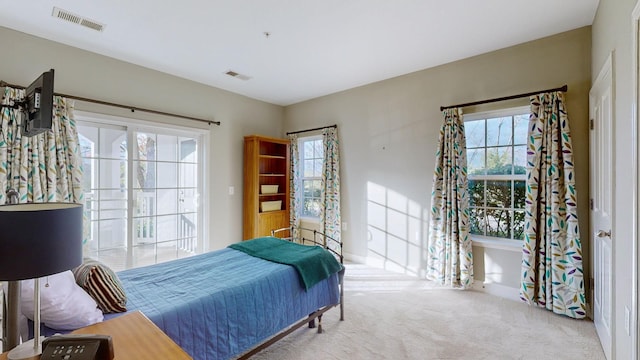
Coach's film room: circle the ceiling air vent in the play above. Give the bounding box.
[225,70,251,81]
[52,7,105,32]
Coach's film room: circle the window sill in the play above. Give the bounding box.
[471,236,522,253]
[299,217,320,224]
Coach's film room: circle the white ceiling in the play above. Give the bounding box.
[0,1,599,106]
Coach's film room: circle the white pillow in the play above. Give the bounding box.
[20,270,104,330]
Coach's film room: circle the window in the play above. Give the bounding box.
[299,136,323,218]
[465,106,529,241]
[77,114,206,271]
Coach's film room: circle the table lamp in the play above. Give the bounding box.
[0,202,83,360]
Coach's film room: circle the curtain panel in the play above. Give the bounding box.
[0,87,83,205]
[319,127,341,248]
[520,91,586,319]
[427,108,473,288]
[288,133,300,241]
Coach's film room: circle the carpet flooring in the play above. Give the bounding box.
[251,264,605,360]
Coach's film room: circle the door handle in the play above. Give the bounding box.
[596,229,611,238]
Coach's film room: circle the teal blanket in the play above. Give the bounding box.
[229,237,342,290]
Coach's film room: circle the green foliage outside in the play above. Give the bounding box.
[468,147,526,240]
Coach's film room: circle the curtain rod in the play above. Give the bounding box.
[0,81,220,126]
[439,85,568,111]
[286,124,337,135]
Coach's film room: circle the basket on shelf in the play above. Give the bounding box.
[260,200,282,212]
[261,185,279,194]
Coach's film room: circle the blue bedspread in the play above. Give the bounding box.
[109,248,340,359]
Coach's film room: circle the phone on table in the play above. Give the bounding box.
[41,334,114,360]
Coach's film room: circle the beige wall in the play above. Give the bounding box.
[0,26,284,250]
[285,27,591,292]
[592,0,638,358]
[1,20,611,350]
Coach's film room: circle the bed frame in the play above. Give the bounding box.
[236,226,345,359]
[28,228,344,359]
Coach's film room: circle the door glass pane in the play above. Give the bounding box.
[157,134,177,162]
[78,126,98,157]
[99,128,126,159]
[157,162,177,188]
[179,238,197,257]
[134,190,156,217]
[157,241,178,264]
[179,189,198,213]
[157,189,178,215]
[82,158,95,192]
[179,138,198,162]
[86,221,100,252]
[91,248,127,272]
[179,213,197,240]
[180,163,197,188]
[134,217,156,245]
[136,133,156,161]
[132,244,157,268]
[78,126,128,262]
[157,215,178,242]
[99,159,126,189]
[134,160,155,190]
[99,219,127,248]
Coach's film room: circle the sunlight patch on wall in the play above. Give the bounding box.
[366,181,426,275]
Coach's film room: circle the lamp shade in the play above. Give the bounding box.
[0,203,83,281]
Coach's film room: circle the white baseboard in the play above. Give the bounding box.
[344,252,366,264]
[344,255,520,302]
[471,281,520,302]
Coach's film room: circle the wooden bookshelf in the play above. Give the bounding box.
[243,135,290,240]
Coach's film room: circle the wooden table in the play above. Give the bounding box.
[0,311,192,360]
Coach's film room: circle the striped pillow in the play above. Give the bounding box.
[73,258,127,313]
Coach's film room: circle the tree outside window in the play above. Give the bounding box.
[300,137,323,218]
[465,108,529,241]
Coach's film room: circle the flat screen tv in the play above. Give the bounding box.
[22,69,55,137]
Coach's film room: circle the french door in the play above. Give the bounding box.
[78,118,204,271]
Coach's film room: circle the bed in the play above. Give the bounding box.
[32,229,344,360]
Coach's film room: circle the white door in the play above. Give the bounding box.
[590,54,614,360]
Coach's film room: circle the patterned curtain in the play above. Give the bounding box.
[427,108,473,288]
[319,127,341,249]
[288,133,300,241]
[520,92,586,319]
[0,87,83,205]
